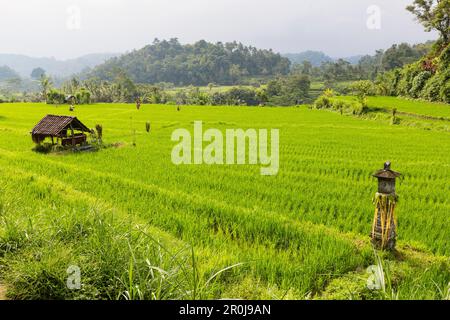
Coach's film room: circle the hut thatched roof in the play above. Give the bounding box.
[31,115,90,143]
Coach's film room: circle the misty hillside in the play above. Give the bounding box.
[283,51,334,66]
[283,51,364,66]
[0,65,20,81]
[89,39,291,85]
[0,53,119,78]
[338,55,364,65]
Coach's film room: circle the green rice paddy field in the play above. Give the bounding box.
[0,100,449,300]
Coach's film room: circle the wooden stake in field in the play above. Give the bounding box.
[371,161,401,250]
[136,97,141,110]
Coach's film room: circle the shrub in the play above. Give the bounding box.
[210,92,227,106]
[332,100,345,111]
[440,81,450,103]
[314,96,332,109]
[323,88,335,97]
[75,88,91,104]
[46,89,65,105]
[397,63,421,96]
[225,87,259,106]
[188,88,211,105]
[313,96,367,115]
[349,80,376,100]
[410,71,432,98]
[437,44,450,72]
[351,102,368,115]
[421,73,444,101]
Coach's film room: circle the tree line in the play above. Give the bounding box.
[40,72,310,107]
[290,42,433,86]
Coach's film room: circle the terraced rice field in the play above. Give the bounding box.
[0,101,449,300]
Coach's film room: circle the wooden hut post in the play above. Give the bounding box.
[70,123,75,146]
[371,161,401,250]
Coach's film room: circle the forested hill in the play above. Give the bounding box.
[88,39,291,85]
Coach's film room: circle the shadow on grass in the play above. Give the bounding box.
[366,106,388,113]
[32,142,124,155]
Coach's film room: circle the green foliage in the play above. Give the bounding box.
[75,88,91,105]
[410,71,432,98]
[381,43,427,70]
[90,39,290,86]
[358,42,432,80]
[441,80,450,103]
[46,89,65,105]
[375,43,450,103]
[321,59,359,82]
[114,70,138,103]
[82,74,309,106]
[407,0,450,44]
[266,74,311,106]
[349,80,376,102]
[292,42,431,85]
[314,96,332,109]
[187,87,211,106]
[397,62,421,96]
[421,72,444,101]
[314,95,367,115]
[39,75,53,103]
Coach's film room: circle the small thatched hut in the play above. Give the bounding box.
[31,115,90,146]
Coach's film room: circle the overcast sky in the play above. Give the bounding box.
[0,0,437,60]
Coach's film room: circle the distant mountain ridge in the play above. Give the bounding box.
[0,53,119,78]
[283,51,333,66]
[283,51,363,66]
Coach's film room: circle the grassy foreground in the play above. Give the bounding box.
[0,101,449,300]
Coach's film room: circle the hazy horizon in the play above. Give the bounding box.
[0,0,437,60]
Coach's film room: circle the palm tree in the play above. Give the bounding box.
[39,75,53,103]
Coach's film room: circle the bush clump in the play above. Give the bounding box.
[314,95,367,115]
